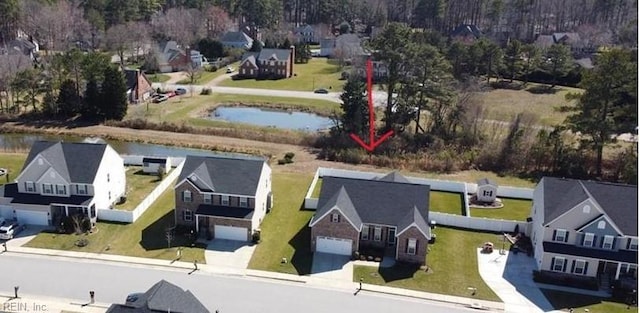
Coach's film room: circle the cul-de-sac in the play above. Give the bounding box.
[0,1,637,312]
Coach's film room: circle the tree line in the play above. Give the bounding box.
[326,23,637,184]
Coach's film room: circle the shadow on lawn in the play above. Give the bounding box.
[540,289,622,310]
[377,262,421,283]
[140,211,205,251]
[287,208,313,275]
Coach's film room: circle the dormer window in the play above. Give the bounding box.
[25,181,35,192]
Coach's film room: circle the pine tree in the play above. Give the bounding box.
[544,44,573,89]
[56,79,81,117]
[100,66,128,121]
[339,77,369,139]
[83,77,101,119]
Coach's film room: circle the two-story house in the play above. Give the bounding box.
[238,48,294,79]
[309,172,431,264]
[124,69,154,104]
[0,141,125,226]
[174,155,272,242]
[220,31,254,49]
[529,177,638,289]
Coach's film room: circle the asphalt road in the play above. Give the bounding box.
[0,254,478,313]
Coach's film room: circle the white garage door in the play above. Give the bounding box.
[214,225,248,241]
[316,236,353,256]
[16,210,49,225]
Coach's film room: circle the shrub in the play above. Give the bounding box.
[277,158,287,165]
[252,231,261,244]
[284,152,295,160]
[200,88,212,95]
[75,238,89,247]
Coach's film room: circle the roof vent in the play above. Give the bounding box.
[38,158,44,165]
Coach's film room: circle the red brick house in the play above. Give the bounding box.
[174,155,272,242]
[238,48,294,79]
[124,69,154,104]
[309,172,431,264]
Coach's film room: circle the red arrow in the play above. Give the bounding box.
[350,59,394,152]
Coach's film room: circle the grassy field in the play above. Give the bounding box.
[430,191,464,215]
[354,227,501,301]
[310,177,322,198]
[25,184,206,262]
[477,82,582,127]
[0,153,27,186]
[248,171,315,275]
[114,166,166,211]
[470,198,533,221]
[147,73,171,83]
[176,63,239,85]
[220,58,345,92]
[541,289,632,313]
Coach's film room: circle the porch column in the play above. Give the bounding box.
[64,206,69,217]
[195,214,199,231]
[615,262,622,280]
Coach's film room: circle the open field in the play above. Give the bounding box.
[114,166,166,211]
[470,198,533,221]
[541,289,632,313]
[354,227,501,302]
[0,153,26,186]
[25,184,206,262]
[219,58,345,92]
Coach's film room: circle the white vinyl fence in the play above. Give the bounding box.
[98,159,185,223]
[431,212,531,236]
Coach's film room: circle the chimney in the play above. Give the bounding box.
[289,45,295,78]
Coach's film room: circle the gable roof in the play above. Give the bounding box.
[21,141,108,184]
[553,32,581,44]
[240,49,291,65]
[312,175,430,234]
[106,280,209,313]
[178,155,267,196]
[477,178,497,187]
[542,177,638,236]
[220,31,253,44]
[534,35,555,49]
[310,186,361,229]
[450,24,482,38]
[397,206,431,238]
[377,171,411,183]
[124,69,151,92]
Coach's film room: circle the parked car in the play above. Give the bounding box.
[152,95,169,103]
[165,91,176,98]
[175,88,187,95]
[0,222,22,240]
[314,88,329,94]
[226,67,234,74]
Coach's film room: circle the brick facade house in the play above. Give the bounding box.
[309,172,431,264]
[174,155,272,242]
[124,69,154,104]
[238,48,294,79]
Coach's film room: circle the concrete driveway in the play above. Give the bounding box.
[310,252,353,281]
[204,239,256,270]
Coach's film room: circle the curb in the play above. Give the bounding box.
[246,272,307,284]
[360,286,504,312]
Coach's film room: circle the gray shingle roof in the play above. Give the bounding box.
[397,206,431,237]
[477,178,497,187]
[22,141,108,184]
[178,155,267,196]
[542,177,638,236]
[106,280,209,313]
[450,24,482,38]
[312,186,362,228]
[377,171,410,183]
[221,31,252,44]
[313,175,430,234]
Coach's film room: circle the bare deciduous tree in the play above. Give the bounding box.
[204,5,232,38]
[151,8,205,47]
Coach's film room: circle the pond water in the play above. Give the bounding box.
[0,133,229,158]
[210,106,334,132]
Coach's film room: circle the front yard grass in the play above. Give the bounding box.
[310,177,322,198]
[219,58,345,92]
[430,191,464,215]
[471,198,532,221]
[541,289,632,313]
[114,166,167,211]
[147,73,171,83]
[0,153,27,186]
[248,171,315,275]
[353,226,501,302]
[25,184,206,262]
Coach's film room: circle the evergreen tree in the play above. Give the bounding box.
[544,44,573,89]
[294,43,312,63]
[100,66,128,121]
[521,44,541,86]
[249,40,263,52]
[504,39,523,82]
[57,79,81,117]
[339,77,369,139]
[280,38,292,49]
[83,78,102,119]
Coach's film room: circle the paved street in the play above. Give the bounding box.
[0,253,482,313]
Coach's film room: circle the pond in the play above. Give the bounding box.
[210,106,334,132]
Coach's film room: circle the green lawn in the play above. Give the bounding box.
[220,58,345,92]
[25,184,206,262]
[430,191,464,215]
[114,166,166,211]
[541,289,633,313]
[147,73,171,83]
[176,62,240,85]
[0,153,27,185]
[310,177,322,198]
[354,227,501,302]
[471,198,532,221]
[248,171,315,275]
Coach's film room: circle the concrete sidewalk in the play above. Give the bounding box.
[0,293,109,313]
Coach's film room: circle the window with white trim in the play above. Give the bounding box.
[331,213,340,223]
[361,225,369,240]
[183,210,193,221]
[388,229,396,244]
[76,184,87,195]
[602,235,614,249]
[25,181,35,192]
[552,257,565,272]
[573,259,586,274]
[583,233,595,247]
[183,190,192,202]
[407,238,417,255]
[221,195,229,206]
[240,197,248,207]
[597,221,606,229]
[55,184,66,195]
[628,238,638,251]
[374,227,382,241]
[203,194,212,204]
[42,183,53,195]
[554,229,568,242]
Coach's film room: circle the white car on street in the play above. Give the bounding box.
[0,222,22,240]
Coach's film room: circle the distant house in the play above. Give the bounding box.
[220,31,254,49]
[450,24,482,44]
[534,34,555,50]
[476,178,498,203]
[154,41,203,73]
[238,48,294,79]
[124,69,154,104]
[142,157,170,174]
[320,34,363,59]
[106,280,209,313]
[2,36,39,62]
[535,32,590,55]
[319,37,335,57]
[293,24,318,44]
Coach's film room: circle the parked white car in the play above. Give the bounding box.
[0,222,22,240]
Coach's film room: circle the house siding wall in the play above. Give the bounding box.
[92,145,125,210]
[396,226,428,264]
[310,209,359,254]
[136,73,153,102]
[477,185,497,202]
[541,252,599,277]
[359,225,394,249]
[239,61,258,78]
[543,199,602,247]
[531,181,546,270]
[175,181,201,227]
[259,60,289,78]
[251,163,271,231]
